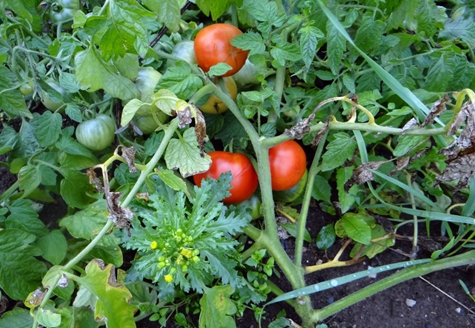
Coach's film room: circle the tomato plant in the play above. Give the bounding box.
[269,140,307,191]
[193,151,258,204]
[199,76,237,114]
[75,114,116,151]
[194,23,248,77]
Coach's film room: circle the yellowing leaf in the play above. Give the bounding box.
[199,285,236,328]
[72,259,136,328]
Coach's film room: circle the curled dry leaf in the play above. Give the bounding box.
[436,102,475,190]
[346,161,385,190]
[176,99,193,128]
[401,118,418,133]
[120,146,136,173]
[193,104,208,156]
[422,94,451,127]
[284,118,312,139]
[87,168,104,192]
[311,120,330,146]
[106,191,133,232]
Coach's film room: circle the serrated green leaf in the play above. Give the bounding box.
[199,285,236,328]
[165,128,211,177]
[90,0,155,60]
[65,103,83,123]
[342,73,355,93]
[11,121,39,159]
[321,133,356,172]
[196,0,242,20]
[231,32,266,56]
[0,229,47,300]
[424,53,456,92]
[393,135,426,157]
[326,21,346,75]
[0,66,31,118]
[153,89,180,116]
[299,25,322,69]
[37,230,68,265]
[0,308,33,328]
[354,13,385,55]
[71,259,136,328]
[56,131,97,161]
[316,223,336,250]
[311,175,332,203]
[75,46,139,101]
[156,65,203,100]
[270,42,301,67]
[144,0,183,33]
[440,16,475,46]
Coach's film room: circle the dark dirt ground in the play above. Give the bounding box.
[1,163,475,328]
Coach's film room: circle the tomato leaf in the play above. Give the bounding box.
[87,0,155,60]
[143,0,183,33]
[74,46,139,101]
[316,223,336,250]
[439,16,475,47]
[121,99,147,126]
[36,309,61,328]
[0,229,47,300]
[338,212,372,245]
[208,63,233,78]
[18,165,42,199]
[30,112,63,148]
[165,128,211,177]
[336,167,359,214]
[299,25,323,70]
[37,230,68,265]
[270,42,301,67]
[311,175,332,203]
[59,170,96,209]
[353,13,386,56]
[321,133,356,172]
[199,285,237,328]
[0,125,18,155]
[0,66,31,118]
[156,65,203,100]
[326,20,346,75]
[0,307,33,328]
[231,32,266,56]
[71,259,136,328]
[5,199,48,237]
[196,0,243,21]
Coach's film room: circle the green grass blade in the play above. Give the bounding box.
[265,258,430,305]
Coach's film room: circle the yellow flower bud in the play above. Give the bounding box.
[150,241,158,249]
[164,274,173,283]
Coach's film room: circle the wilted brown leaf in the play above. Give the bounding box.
[422,94,451,127]
[106,191,133,232]
[436,101,475,190]
[120,146,136,173]
[346,161,385,190]
[87,168,104,192]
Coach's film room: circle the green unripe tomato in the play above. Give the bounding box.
[41,79,65,111]
[20,80,34,96]
[75,114,116,151]
[170,41,196,66]
[273,169,308,203]
[239,194,262,220]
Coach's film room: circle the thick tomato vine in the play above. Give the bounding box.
[193,151,258,204]
[269,140,307,191]
[194,23,248,77]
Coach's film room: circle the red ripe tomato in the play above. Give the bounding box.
[269,140,307,191]
[193,151,258,204]
[194,23,248,77]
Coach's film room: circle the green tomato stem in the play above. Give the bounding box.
[293,130,328,266]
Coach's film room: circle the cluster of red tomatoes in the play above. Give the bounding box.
[192,24,307,205]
